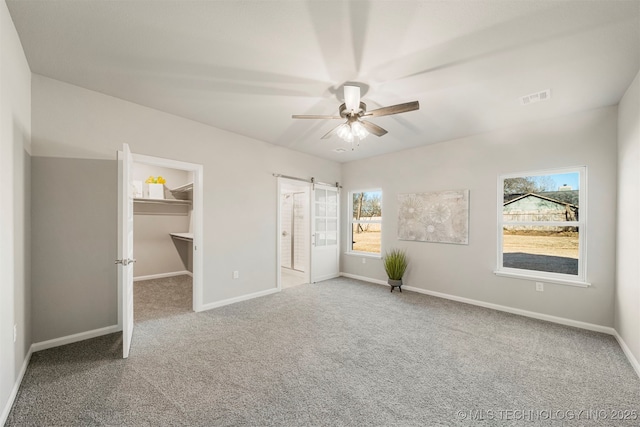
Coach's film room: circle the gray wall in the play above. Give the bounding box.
[30,74,341,341]
[615,69,640,364]
[31,157,117,342]
[133,210,191,277]
[341,106,618,327]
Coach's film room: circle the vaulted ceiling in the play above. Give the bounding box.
[6,0,640,162]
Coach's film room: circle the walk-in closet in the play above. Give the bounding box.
[132,162,194,321]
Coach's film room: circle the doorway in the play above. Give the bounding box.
[117,146,203,358]
[131,161,194,321]
[277,179,310,289]
[129,153,203,311]
[276,177,341,288]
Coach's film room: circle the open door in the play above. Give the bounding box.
[311,184,339,282]
[116,143,135,358]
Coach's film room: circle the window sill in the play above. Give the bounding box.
[494,270,591,288]
[344,252,382,260]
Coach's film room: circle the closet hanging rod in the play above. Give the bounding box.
[272,173,341,189]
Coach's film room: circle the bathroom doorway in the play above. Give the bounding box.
[278,179,310,289]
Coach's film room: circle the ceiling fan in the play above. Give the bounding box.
[292,85,419,148]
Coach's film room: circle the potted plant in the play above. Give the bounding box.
[384,249,408,293]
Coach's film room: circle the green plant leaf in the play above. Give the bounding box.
[383,249,408,280]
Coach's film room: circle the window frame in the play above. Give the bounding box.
[347,189,383,257]
[495,166,589,287]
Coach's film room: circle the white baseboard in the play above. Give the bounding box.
[340,272,387,286]
[340,272,614,335]
[311,273,341,283]
[134,271,191,282]
[32,325,120,353]
[0,345,33,426]
[406,285,615,335]
[199,288,280,312]
[613,331,640,378]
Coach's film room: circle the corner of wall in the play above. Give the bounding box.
[614,67,640,370]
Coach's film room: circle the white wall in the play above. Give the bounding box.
[31,74,341,338]
[615,69,640,365]
[341,106,618,327]
[0,0,31,422]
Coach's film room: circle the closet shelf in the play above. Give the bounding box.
[170,182,193,194]
[134,198,192,206]
[170,232,193,242]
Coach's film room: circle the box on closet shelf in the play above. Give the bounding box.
[144,176,166,199]
[147,183,165,199]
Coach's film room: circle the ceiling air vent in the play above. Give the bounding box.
[520,89,551,106]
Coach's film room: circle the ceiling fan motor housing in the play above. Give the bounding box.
[339,102,367,118]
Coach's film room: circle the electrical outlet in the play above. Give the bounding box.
[535,282,544,292]
[13,324,17,343]
[233,271,239,279]
[362,258,366,264]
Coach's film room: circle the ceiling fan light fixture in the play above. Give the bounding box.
[344,131,354,144]
[351,121,368,139]
[292,84,419,150]
[336,123,351,140]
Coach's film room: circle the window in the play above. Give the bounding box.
[349,190,382,255]
[496,167,587,285]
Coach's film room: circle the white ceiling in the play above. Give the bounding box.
[6,0,640,162]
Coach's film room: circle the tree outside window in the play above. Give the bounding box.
[350,190,382,254]
[498,168,586,283]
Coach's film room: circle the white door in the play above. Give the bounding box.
[311,184,339,282]
[117,143,135,358]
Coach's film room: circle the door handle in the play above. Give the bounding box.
[115,258,137,266]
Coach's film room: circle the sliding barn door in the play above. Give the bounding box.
[311,184,339,282]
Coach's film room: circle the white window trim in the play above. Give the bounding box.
[347,189,382,256]
[495,166,588,287]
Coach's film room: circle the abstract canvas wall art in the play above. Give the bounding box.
[397,190,469,244]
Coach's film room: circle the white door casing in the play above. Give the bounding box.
[311,184,340,283]
[292,192,306,271]
[281,194,293,269]
[117,143,135,358]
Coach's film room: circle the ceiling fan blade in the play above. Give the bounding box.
[365,101,419,117]
[344,85,361,112]
[321,123,344,139]
[360,120,388,137]
[292,114,342,119]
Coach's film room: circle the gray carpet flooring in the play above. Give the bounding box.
[134,275,193,322]
[7,277,640,426]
